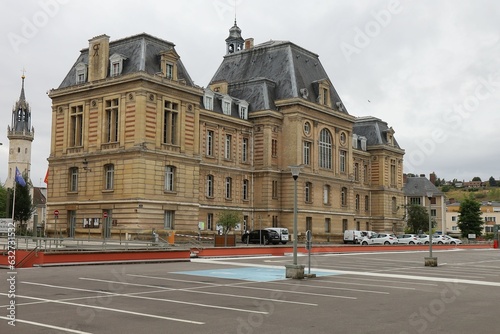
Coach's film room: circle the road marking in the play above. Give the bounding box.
[127,274,318,306]
[234,285,356,300]
[78,278,269,314]
[0,292,204,324]
[0,316,92,333]
[266,281,390,294]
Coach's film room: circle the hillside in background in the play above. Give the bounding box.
[439,187,500,203]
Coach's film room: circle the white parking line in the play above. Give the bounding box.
[0,316,92,333]
[234,285,356,300]
[0,292,204,324]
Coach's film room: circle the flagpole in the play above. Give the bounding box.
[11,180,16,221]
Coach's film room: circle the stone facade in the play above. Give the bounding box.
[46,25,405,240]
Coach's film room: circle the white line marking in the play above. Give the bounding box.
[266,281,390,294]
[0,316,92,333]
[234,285,356,300]
[0,292,204,324]
[127,274,317,306]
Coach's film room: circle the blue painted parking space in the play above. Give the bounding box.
[173,267,338,282]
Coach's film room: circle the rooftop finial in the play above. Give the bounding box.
[21,67,26,80]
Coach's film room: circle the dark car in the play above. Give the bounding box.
[242,230,280,245]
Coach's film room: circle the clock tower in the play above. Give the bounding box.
[6,74,34,187]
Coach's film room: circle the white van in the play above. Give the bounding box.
[344,230,375,244]
[265,227,289,244]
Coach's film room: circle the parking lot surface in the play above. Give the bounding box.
[1,248,500,333]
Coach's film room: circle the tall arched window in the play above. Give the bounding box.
[319,128,332,169]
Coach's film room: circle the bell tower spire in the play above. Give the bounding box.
[225,19,244,55]
[6,73,35,187]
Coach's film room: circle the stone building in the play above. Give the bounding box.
[46,23,405,240]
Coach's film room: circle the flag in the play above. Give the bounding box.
[15,167,26,187]
[44,168,49,184]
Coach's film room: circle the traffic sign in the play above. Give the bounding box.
[103,212,108,218]
[54,210,59,217]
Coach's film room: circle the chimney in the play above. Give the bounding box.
[429,172,436,184]
[403,173,408,184]
[244,38,254,50]
[88,34,110,82]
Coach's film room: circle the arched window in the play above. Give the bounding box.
[319,128,332,169]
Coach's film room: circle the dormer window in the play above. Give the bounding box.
[204,89,215,111]
[238,100,249,120]
[75,62,87,84]
[222,96,232,115]
[352,134,358,149]
[160,49,179,80]
[319,81,331,107]
[109,53,127,77]
[360,136,367,151]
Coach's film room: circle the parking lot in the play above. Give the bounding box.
[1,248,500,333]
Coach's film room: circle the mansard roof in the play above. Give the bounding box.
[403,177,443,197]
[209,40,348,114]
[353,116,402,149]
[58,33,195,89]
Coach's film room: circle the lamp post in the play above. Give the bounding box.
[425,191,437,267]
[285,165,305,279]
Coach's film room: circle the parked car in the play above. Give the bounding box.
[443,235,463,245]
[397,234,422,245]
[418,234,430,244]
[432,235,449,244]
[344,230,376,244]
[360,233,399,245]
[242,230,280,245]
[265,227,289,244]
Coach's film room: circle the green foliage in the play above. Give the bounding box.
[0,184,7,218]
[8,175,35,233]
[472,176,482,182]
[216,209,243,234]
[457,194,484,237]
[488,176,497,187]
[406,204,436,234]
[441,185,451,192]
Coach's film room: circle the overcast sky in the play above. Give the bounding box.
[1,0,499,187]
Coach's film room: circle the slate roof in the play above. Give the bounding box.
[209,40,347,113]
[58,33,195,89]
[403,177,443,197]
[353,116,401,148]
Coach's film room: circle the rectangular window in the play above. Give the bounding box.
[272,139,278,157]
[70,105,83,147]
[166,63,173,79]
[69,167,78,192]
[239,106,247,119]
[225,134,232,160]
[341,187,347,206]
[165,166,175,191]
[431,209,437,217]
[322,88,328,105]
[205,96,213,110]
[163,101,179,145]
[365,195,369,211]
[77,72,85,84]
[363,165,368,184]
[305,182,312,202]
[323,185,330,205]
[207,213,213,230]
[342,219,348,232]
[105,164,114,190]
[242,138,248,163]
[451,216,457,222]
[243,179,249,200]
[340,150,346,173]
[206,175,214,197]
[306,217,312,232]
[390,159,396,186]
[105,98,119,143]
[207,130,214,156]
[225,177,232,199]
[111,62,120,77]
[354,163,359,181]
[324,218,331,233]
[223,100,231,115]
[303,141,311,166]
[272,180,278,199]
[355,194,360,211]
[164,210,174,229]
[410,197,421,205]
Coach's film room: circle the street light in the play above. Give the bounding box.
[285,165,305,279]
[425,191,437,267]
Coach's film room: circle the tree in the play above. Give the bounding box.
[8,175,35,234]
[457,195,483,238]
[406,204,435,234]
[472,176,482,182]
[489,176,497,187]
[216,209,243,235]
[0,184,7,218]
